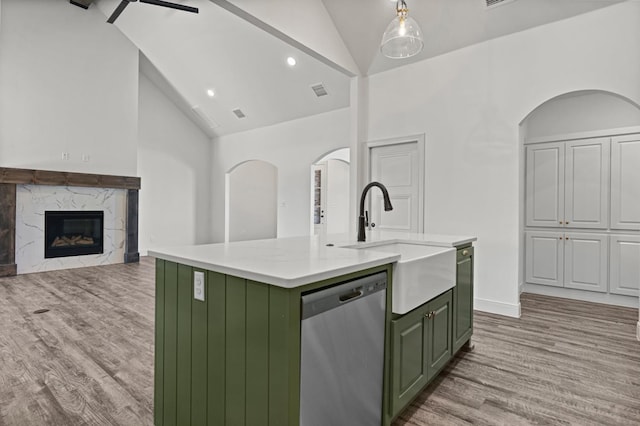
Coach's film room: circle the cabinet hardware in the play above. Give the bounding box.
[559,221,563,224]
[462,249,469,256]
[424,311,435,319]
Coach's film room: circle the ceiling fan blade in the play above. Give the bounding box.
[139,0,198,14]
[107,0,130,23]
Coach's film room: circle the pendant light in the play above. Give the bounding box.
[380,0,424,59]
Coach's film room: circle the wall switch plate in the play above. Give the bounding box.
[194,271,205,301]
[81,154,90,162]
[62,152,70,160]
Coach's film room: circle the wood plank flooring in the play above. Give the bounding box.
[0,258,155,425]
[0,258,638,425]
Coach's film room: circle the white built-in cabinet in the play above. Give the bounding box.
[609,235,640,297]
[525,231,608,293]
[526,138,609,229]
[525,134,640,298]
[611,135,640,230]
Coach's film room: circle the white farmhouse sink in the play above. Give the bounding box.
[355,242,456,314]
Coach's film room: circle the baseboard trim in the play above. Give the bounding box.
[474,297,521,318]
[524,283,639,308]
[519,281,524,295]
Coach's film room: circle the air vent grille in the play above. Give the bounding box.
[191,106,219,130]
[486,0,515,8]
[311,83,328,98]
[232,108,246,119]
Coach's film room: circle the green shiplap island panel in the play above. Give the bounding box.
[154,259,393,426]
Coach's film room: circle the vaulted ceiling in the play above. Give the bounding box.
[92,0,627,137]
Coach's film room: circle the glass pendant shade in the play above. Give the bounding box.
[380,2,424,59]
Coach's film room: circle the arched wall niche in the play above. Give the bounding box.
[225,160,278,243]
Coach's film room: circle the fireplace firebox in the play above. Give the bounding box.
[44,211,104,259]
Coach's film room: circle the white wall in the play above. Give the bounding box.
[226,160,277,242]
[0,0,138,176]
[366,2,640,317]
[138,73,212,254]
[211,108,351,242]
[525,91,640,140]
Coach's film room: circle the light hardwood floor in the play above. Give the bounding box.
[0,258,638,425]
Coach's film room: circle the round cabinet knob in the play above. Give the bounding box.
[462,249,469,256]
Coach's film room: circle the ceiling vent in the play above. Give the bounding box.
[311,83,329,98]
[70,0,93,9]
[486,0,515,8]
[191,106,220,130]
[232,108,247,119]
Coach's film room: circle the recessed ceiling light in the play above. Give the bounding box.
[287,57,297,67]
[207,89,215,97]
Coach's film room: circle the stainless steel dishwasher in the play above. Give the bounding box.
[300,272,387,426]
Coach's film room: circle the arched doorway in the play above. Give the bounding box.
[310,148,350,235]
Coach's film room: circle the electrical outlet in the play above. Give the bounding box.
[194,271,205,301]
[82,154,90,162]
[62,152,70,160]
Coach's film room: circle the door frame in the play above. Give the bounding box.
[366,134,425,233]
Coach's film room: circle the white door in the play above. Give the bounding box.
[369,140,424,233]
[525,231,564,287]
[312,163,327,235]
[564,138,609,229]
[563,232,608,293]
[525,142,565,228]
[611,134,640,230]
[609,234,640,297]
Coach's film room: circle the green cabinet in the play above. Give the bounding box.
[453,245,474,353]
[386,243,474,423]
[388,290,452,419]
[154,260,393,426]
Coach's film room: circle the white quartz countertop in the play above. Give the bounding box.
[148,231,476,289]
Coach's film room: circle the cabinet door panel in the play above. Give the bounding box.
[526,142,564,227]
[453,247,473,353]
[610,235,640,297]
[427,291,452,381]
[525,231,564,287]
[611,135,640,230]
[526,143,565,227]
[564,233,608,293]
[390,307,428,417]
[565,139,609,229]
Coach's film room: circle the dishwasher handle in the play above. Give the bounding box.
[339,287,363,303]
[301,272,387,320]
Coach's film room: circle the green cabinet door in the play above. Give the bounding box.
[453,246,474,353]
[389,303,430,418]
[426,290,453,381]
[389,290,453,419]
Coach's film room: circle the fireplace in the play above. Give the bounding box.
[44,211,104,258]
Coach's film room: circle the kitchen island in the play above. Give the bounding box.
[149,231,476,426]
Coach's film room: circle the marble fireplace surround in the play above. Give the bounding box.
[0,167,140,277]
